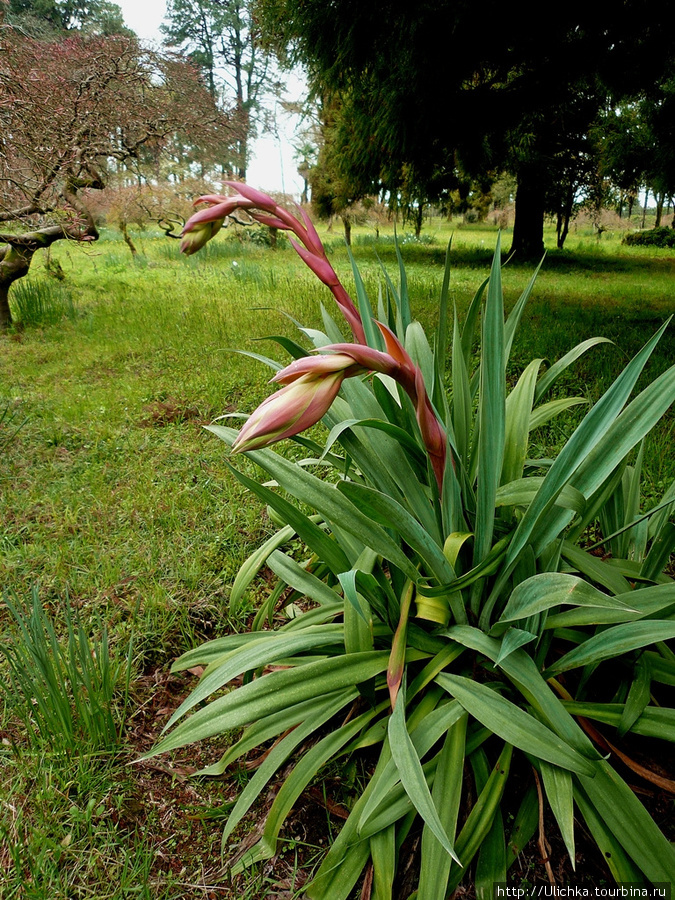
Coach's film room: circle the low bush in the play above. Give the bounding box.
[623,226,675,248]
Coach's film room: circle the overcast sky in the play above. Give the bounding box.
[116,0,306,197]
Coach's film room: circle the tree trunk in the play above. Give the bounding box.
[0,281,12,330]
[0,219,98,329]
[120,222,137,257]
[655,192,665,227]
[510,171,545,259]
[342,217,352,246]
[641,189,649,229]
[0,244,31,329]
[414,204,424,238]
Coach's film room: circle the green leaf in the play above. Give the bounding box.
[503,320,670,576]
[474,236,505,567]
[370,825,396,900]
[495,478,585,513]
[502,359,543,485]
[210,427,420,581]
[232,703,382,874]
[437,673,596,775]
[196,692,343,776]
[346,244,381,349]
[451,307,472,464]
[475,808,506,900]
[561,701,675,741]
[220,455,350,576]
[447,742,513,892]
[417,714,467,900]
[444,625,599,760]
[147,651,389,756]
[164,625,346,730]
[495,573,637,629]
[540,762,575,867]
[389,685,461,863]
[229,523,296,615]
[505,784,538,869]
[221,690,353,845]
[267,550,341,606]
[322,417,427,469]
[561,542,631,596]
[494,627,537,664]
[544,582,675,629]
[529,397,588,431]
[545,620,675,677]
[618,656,651,737]
[577,760,675,882]
[337,481,456,587]
[534,337,613,403]
[573,784,644,883]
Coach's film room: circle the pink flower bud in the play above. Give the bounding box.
[180,218,224,255]
[232,371,346,453]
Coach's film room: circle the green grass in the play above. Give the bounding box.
[1,215,674,898]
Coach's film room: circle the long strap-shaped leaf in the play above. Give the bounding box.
[210,425,420,581]
[417,713,467,900]
[443,626,599,759]
[494,572,638,628]
[577,760,675,882]
[232,702,386,874]
[474,236,506,567]
[486,319,671,621]
[146,651,389,756]
[163,625,346,730]
[545,620,675,678]
[388,685,461,864]
[447,742,513,892]
[220,454,350,576]
[437,673,596,775]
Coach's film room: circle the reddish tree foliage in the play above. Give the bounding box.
[0,19,233,326]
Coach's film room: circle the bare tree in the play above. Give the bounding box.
[0,18,231,327]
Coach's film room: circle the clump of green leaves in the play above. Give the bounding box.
[10,277,75,327]
[149,190,675,897]
[1,587,134,757]
[623,227,675,249]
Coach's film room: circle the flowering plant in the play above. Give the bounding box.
[149,185,675,897]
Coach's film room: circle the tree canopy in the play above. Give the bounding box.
[260,0,675,256]
[162,0,273,178]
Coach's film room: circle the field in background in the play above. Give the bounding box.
[1,217,674,898]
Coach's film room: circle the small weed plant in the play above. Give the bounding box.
[148,186,675,896]
[1,587,134,757]
[9,277,75,327]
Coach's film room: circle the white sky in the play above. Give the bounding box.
[116,0,306,197]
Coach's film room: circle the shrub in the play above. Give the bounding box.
[623,226,675,249]
[148,185,675,896]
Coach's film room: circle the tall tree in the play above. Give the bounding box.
[162,0,271,178]
[0,24,231,328]
[260,0,675,257]
[7,0,129,34]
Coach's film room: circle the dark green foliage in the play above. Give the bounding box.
[7,0,129,34]
[260,0,675,256]
[623,227,675,249]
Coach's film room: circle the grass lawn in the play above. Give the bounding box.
[1,215,674,898]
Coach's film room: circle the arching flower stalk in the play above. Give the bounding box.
[181,181,366,344]
[182,184,448,489]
